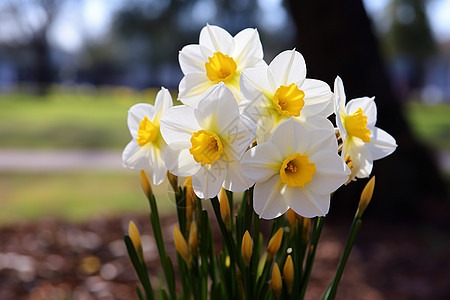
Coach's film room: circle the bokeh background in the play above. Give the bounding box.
[0,0,449,299]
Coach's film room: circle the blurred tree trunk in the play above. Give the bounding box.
[287,0,446,220]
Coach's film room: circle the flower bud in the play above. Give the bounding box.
[283,255,294,294]
[185,177,197,206]
[271,262,282,299]
[267,228,283,259]
[173,225,191,267]
[219,188,231,231]
[302,218,311,241]
[140,170,153,197]
[357,176,375,218]
[286,208,297,227]
[128,221,144,262]
[225,255,231,268]
[167,171,178,193]
[188,221,198,257]
[241,230,253,267]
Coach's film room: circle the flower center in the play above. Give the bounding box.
[344,108,371,143]
[272,83,305,117]
[189,130,223,166]
[136,116,158,147]
[280,153,316,188]
[205,52,237,82]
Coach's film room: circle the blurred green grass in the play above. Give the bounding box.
[0,86,178,149]
[0,171,175,225]
[0,88,449,225]
[406,102,450,151]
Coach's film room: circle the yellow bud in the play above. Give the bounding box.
[286,208,297,227]
[185,177,197,206]
[188,221,198,257]
[225,255,231,268]
[128,221,144,262]
[241,230,253,267]
[219,188,231,231]
[167,171,178,193]
[271,262,282,299]
[357,176,375,218]
[283,255,294,294]
[173,225,191,266]
[302,218,311,241]
[267,228,283,259]
[140,170,153,196]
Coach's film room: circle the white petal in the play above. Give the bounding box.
[241,143,282,182]
[128,103,155,137]
[223,159,255,193]
[221,115,256,161]
[305,127,337,154]
[270,118,310,157]
[355,159,373,179]
[307,150,350,195]
[240,67,273,100]
[122,141,151,170]
[233,28,263,68]
[160,105,200,144]
[287,187,330,218]
[164,141,201,177]
[152,147,167,185]
[300,79,334,117]
[199,24,234,54]
[178,73,215,106]
[192,158,228,199]
[253,176,288,219]
[153,87,173,124]
[194,83,239,132]
[334,76,347,115]
[179,44,207,74]
[366,127,397,160]
[346,97,377,127]
[269,50,306,87]
[295,114,335,131]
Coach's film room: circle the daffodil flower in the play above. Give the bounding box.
[241,118,350,219]
[178,24,265,106]
[122,87,173,185]
[239,49,334,143]
[334,76,397,182]
[160,83,256,199]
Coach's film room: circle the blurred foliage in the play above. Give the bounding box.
[381,0,437,60]
[0,171,174,225]
[0,86,178,149]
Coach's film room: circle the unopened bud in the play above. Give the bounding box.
[173,225,191,267]
[185,177,197,206]
[241,230,253,267]
[271,262,282,299]
[167,171,178,193]
[188,221,198,257]
[140,170,152,196]
[302,218,311,241]
[225,255,231,268]
[357,176,375,218]
[128,221,144,262]
[219,188,231,231]
[286,209,297,227]
[283,255,294,294]
[267,228,283,259]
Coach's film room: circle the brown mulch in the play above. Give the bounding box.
[1,212,449,300]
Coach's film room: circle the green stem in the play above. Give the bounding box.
[146,192,176,300]
[322,218,362,300]
[299,216,325,299]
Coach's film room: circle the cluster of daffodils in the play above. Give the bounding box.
[123,24,396,220]
[122,24,398,300]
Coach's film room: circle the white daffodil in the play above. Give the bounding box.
[241,118,350,220]
[122,87,173,185]
[160,83,256,199]
[178,24,265,106]
[334,76,397,182]
[239,49,334,143]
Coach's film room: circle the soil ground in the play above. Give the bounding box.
[1,211,449,300]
